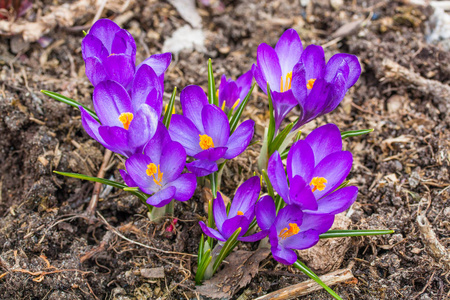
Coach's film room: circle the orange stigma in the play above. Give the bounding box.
[199,134,214,150]
[146,163,163,186]
[279,223,300,239]
[280,72,293,92]
[237,211,244,216]
[307,78,316,90]
[310,177,327,192]
[118,112,133,130]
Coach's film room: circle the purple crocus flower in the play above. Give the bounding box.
[169,85,255,177]
[267,123,358,213]
[120,123,196,207]
[291,45,361,129]
[79,66,163,157]
[199,176,261,241]
[217,70,253,112]
[248,196,335,265]
[252,29,302,131]
[82,19,172,90]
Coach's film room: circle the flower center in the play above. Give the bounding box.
[307,78,316,90]
[199,134,214,150]
[237,211,244,216]
[279,223,300,239]
[280,72,293,92]
[146,163,163,186]
[310,176,327,192]
[118,112,134,130]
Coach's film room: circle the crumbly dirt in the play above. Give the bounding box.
[0,0,449,299]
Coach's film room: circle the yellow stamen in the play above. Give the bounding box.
[164,104,175,115]
[231,99,240,110]
[310,177,327,192]
[280,72,293,92]
[237,211,244,216]
[307,78,316,90]
[199,134,214,150]
[216,89,219,98]
[118,112,134,130]
[279,223,300,239]
[221,101,226,111]
[146,163,163,186]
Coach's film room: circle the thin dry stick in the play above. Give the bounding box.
[97,212,197,257]
[416,214,450,270]
[86,149,112,217]
[255,268,354,300]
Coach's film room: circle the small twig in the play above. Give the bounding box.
[255,268,354,300]
[416,214,450,270]
[97,212,197,257]
[86,149,112,217]
[412,270,436,299]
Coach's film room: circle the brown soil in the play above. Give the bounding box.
[0,0,449,299]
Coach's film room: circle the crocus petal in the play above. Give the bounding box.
[85,57,108,86]
[186,160,218,177]
[218,76,239,109]
[300,44,326,81]
[274,205,303,234]
[267,151,289,203]
[228,176,261,217]
[283,230,320,250]
[146,186,176,207]
[160,141,186,182]
[79,107,105,145]
[144,122,171,165]
[275,29,303,77]
[300,78,330,124]
[291,62,307,107]
[223,119,255,160]
[256,43,282,92]
[103,54,135,89]
[287,140,315,182]
[169,114,202,156]
[125,153,156,193]
[89,19,120,53]
[119,169,138,187]
[311,151,353,199]
[325,54,361,89]
[213,192,228,232]
[252,64,268,94]
[308,186,358,215]
[193,147,227,161]
[98,125,131,157]
[81,34,108,60]
[93,80,133,127]
[127,104,159,151]
[255,195,276,231]
[166,173,197,202]
[288,175,318,210]
[271,246,298,265]
[271,90,298,132]
[222,215,251,239]
[202,104,230,147]
[131,64,162,116]
[321,71,347,116]
[304,124,342,165]
[199,221,226,242]
[236,69,253,101]
[180,85,208,132]
[138,52,172,77]
[111,29,136,58]
[238,230,269,242]
[299,213,335,234]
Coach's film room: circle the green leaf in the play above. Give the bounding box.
[261,169,275,199]
[341,129,373,139]
[293,260,343,300]
[195,249,212,285]
[212,227,241,274]
[123,187,140,192]
[41,90,99,123]
[319,229,394,239]
[279,130,302,160]
[229,82,256,133]
[163,87,177,128]
[268,122,294,155]
[266,83,276,147]
[207,59,218,106]
[82,30,88,37]
[274,194,284,213]
[198,234,205,264]
[335,180,349,191]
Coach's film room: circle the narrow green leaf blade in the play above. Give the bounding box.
[212,227,241,273]
[261,169,275,199]
[341,129,373,139]
[319,229,394,239]
[198,234,205,264]
[229,82,256,133]
[163,87,177,128]
[54,171,126,189]
[268,122,294,155]
[195,249,212,285]
[266,83,276,146]
[293,260,343,300]
[207,59,217,106]
[41,90,99,122]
